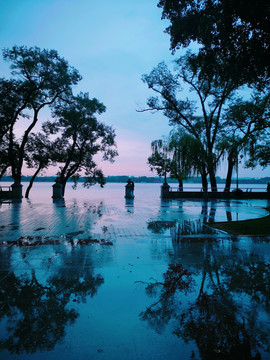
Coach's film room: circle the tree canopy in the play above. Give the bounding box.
[158,0,270,86]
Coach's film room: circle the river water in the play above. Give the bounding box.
[0,182,270,359]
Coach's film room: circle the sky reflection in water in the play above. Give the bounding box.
[0,183,270,359]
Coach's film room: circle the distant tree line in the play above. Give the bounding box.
[0,46,118,197]
[140,0,270,193]
[1,175,270,185]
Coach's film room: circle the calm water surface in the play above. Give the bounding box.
[0,182,270,360]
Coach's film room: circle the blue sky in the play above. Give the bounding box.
[0,0,269,178]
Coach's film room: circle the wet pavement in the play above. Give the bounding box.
[0,183,270,359]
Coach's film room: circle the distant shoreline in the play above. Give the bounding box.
[1,175,270,184]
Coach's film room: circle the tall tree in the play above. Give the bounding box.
[2,46,81,184]
[47,92,118,196]
[140,56,236,191]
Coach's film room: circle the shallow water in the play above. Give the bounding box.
[0,183,270,359]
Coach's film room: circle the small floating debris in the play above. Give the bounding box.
[0,234,113,247]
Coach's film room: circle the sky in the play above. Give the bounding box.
[0,0,269,179]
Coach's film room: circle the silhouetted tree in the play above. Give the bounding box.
[46,92,118,196]
[158,0,270,86]
[156,1,270,175]
[225,91,270,171]
[2,45,81,184]
[169,131,207,191]
[148,132,207,191]
[0,78,30,179]
[141,56,236,191]
[148,138,172,183]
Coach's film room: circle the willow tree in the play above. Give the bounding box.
[148,132,208,192]
[148,138,172,184]
[169,131,207,192]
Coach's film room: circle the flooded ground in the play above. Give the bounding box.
[0,183,270,360]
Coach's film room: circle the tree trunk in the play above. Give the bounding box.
[12,172,21,185]
[164,171,167,184]
[224,152,235,192]
[198,270,207,298]
[209,168,217,192]
[201,171,208,199]
[61,179,68,196]
[0,165,9,180]
[25,165,42,198]
[13,109,40,185]
[178,179,183,192]
[226,211,232,221]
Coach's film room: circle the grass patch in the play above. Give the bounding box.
[209,214,270,235]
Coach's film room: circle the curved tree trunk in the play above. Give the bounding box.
[25,165,42,198]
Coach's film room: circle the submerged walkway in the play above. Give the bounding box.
[0,185,270,360]
[1,196,269,244]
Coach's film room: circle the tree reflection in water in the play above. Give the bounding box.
[140,251,270,359]
[148,219,216,239]
[0,255,104,355]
